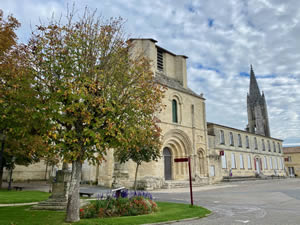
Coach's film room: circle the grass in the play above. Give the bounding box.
[0,190,50,204]
[0,202,211,225]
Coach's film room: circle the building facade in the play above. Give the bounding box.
[283,146,300,177]
[207,123,284,182]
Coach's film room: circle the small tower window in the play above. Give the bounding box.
[262,139,265,151]
[172,99,178,123]
[273,141,276,152]
[157,48,164,71]
[268,140,271,152]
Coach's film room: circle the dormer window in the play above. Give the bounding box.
[157,48,164,71]
[238,134,242,147]
[220,130,225,144]
[254,137,258,149]
[246,136,249,148]
[278,143,281,153]
[172,99,178,123]
[229,132,234,146]
[262,139,265,151]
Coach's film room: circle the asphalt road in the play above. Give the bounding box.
[150,178,300,225]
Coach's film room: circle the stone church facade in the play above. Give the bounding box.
[4,39,285,188]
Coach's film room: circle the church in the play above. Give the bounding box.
[4,39,285,189]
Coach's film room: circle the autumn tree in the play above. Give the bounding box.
[29,9,164,222]
[114,121,162,191]
[0,10,50,188]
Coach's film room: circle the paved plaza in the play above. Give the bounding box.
[150,178,300,225]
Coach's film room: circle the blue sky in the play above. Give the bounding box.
[2,0,300,146]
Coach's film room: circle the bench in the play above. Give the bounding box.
[13,186,24,191]
[79,192,93,197]
[112,187,126,198]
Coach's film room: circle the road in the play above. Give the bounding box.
[150,178,300,225]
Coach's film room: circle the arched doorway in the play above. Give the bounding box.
[198,150,206,177]
[163,147,172,180]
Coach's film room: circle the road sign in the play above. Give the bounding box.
[174,158,188,162]
[173,157,194,206]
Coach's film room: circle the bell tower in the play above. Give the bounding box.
[247,65,271,137]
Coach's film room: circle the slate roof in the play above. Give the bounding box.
[155,73,204,99]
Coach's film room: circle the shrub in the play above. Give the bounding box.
[80,190,158,219]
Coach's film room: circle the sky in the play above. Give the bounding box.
[1,0,300,146]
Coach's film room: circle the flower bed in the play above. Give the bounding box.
[80,190,158,219]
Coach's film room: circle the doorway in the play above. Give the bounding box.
[255,158,261,173]
[163,147,172,180]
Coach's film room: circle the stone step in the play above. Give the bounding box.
[162,181,204,189]
[36,201,67,207]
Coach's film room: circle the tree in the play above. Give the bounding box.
[0,10,49,188]
[29,9,164,222]
[114,121,162,191]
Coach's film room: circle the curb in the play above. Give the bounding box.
[144,212,212,225]
[0,202,38,207]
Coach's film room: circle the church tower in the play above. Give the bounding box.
[247,65,271,137]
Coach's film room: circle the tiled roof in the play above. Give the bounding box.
[283,146,300,153]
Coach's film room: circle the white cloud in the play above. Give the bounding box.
[1,0,300,146]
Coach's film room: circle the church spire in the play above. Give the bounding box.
[249,65,261,98]
[246,65,271,137]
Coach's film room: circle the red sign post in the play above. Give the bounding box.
[174,157,194,206]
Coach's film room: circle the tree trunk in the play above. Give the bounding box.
[0,165,3,189]
[65,159,82,222]
[134,163,140,191]
[8,167,13,190]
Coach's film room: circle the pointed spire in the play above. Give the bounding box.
[249,65,261,98]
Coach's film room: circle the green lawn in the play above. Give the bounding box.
[0,190,50,204]
[0,202,211,225]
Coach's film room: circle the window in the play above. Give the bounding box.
[210,166,215,177]
[230,132,234,146]
[240,154,244,169]
[288,156,292,162]
[157,48,163,71]
[254,137,258,149]
[264,156,268,169]
[238,134,242,147]
[220,130,225,144]
[246,136,249,148]
[268,140,271,152]
[247,155,252,169]
[221,153,227,169]
[278,143,281,153]
[172,99,178,123]
[262,139,265,151]
[273,141,276,152]
[231,153,236,169]
[274,158,278,169]
[269,157,273,169]
[279,158,283,170]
